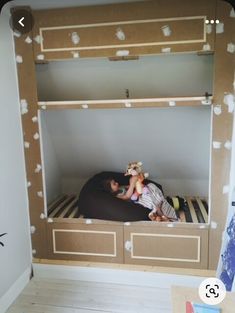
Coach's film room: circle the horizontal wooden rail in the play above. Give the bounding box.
[38,96,212,110]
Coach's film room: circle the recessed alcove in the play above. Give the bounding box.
[37,52,213,224]
[40,106,212,206]
[36,53,214,101]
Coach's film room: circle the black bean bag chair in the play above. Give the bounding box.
[78,171,163,222]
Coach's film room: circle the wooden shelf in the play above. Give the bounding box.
[38,96,212,110]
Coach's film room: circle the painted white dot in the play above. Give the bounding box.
[82,104,88,109]
[16,55,23,63]
[32,249,37,255]
[34,35,42,44]
[71,32,80,45]
[125,241,132,252]
[205,19,210,24]
[27,181,31,188]
[125,102,132,108]
[71,51,80,58]
[161,47,171,53]
[35,164,42,173]
[37,54,45,60]
[224,140,232,150]
[85,219,92,224]
[206,24,212,34]
[230,8,235,17]
[203,43,211,51]
[30,226,36,233]
[116,50,129,57]
[33,133,40,140]
[223,185,229,194]
[47,218,53,223]
[210,19,215,24]
[116,28,126,41]
[216,23,224,34]
[24,141,30,149]
[215,19,220,24]
[201,98,211,105]
[161,25,171,37]
[199,225,206,229]
[37,191,43,198]
[224,93,235,113]
[213,105,222,115]
[211,221,218,229]
[213,141,222,149]
[32,116,38,123]
[40,213,45,219]
[20,99,28,115]
[169,101,176,107]
[13,31,21,38]
[25,36,32,44]
[227,42,235,54]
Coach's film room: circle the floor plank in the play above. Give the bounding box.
[7,278,172,313]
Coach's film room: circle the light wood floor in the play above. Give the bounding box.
[6,277,172,313]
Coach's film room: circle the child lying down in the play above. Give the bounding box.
[103,176,179,222]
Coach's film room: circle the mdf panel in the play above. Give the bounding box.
[209,0,235,269]
[32,0,216,60]
[47,222,124,263]
[38,18,205,52]
[12,7,47,258]
[124,225,208,269]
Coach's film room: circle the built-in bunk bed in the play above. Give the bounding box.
[13,0,235,270]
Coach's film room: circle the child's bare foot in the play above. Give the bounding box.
[148,211,158,221]
[161,215,169,222]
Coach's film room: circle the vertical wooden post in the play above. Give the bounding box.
[209,0,235,269]
[12,7,47,258]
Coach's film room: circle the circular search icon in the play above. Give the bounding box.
[199,278,226,305]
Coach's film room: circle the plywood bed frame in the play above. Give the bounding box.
[13,0,235,270]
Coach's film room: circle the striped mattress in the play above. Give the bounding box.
[48,194,208,223]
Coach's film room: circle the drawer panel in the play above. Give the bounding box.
[124,225,208,269]
[47,221,124,263]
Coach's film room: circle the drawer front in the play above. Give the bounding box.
[124,225,208,269]
[47,222,124,263]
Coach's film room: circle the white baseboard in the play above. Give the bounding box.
[33,263,208,289]
[0,267,31,313]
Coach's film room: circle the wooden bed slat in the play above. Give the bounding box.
[53,195,77,218]
[186,197,198,223]
[49,195,74,218]
[68,208,78,218]
[64,200,78,218]
[196,197,208,223]
[48,195,68,215]
[47,194,208,223]
[59,196,79,218]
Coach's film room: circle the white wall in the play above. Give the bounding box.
[40,112,62,203]
[42,107,211,197]
[36,54,213,101]
[0,5,31,312]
